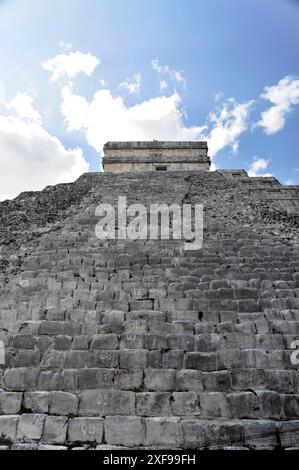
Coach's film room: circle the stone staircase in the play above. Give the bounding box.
[0,170,299,449]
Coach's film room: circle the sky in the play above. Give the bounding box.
[0,0,299,200]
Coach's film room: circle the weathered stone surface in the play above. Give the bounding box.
[0,392,22,414]
[176,369,203,392]
[171,392,200,415]
[244,421,278,449]
[49,392,78,416]
[1,162,299,449]
[119,349,148,369]
[144,369,176,391]
[200,392,230,418]
[23,392,49,413]
[3,368,38,391]
[136,393,171,416]
[78,390,135,416]
[0,415,19,440]
[90,334,118,350]
[145,417,183,447]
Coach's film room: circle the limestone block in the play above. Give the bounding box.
[256,391,282,419]
[39,321,81,336]
[264,370,295,393]
[202,370,232,392]
[195,334,224,352]
[148,350,162,368]
[176,369,203,392]
[241,349,268,368]
[38,444,67,450]
[105,416,145,447]
[90,334,118,350]
[244,421,277,449]
[162,350,184,369]
[172,321,193,334]
[11,443,38,450]
[136,392,171,416]
[17,414,46,441]
[200,392,230,418]
[41,351,66,368]
[283,394,299,418]
[38,371,63,391]
[64,351,86,368]
[49,392,78,416]
[119,333,144,349]
[61,369,79,391]
[114,369,143,390]
[86,350,118,368]
[3,367,38,391]
[124,319,147,334]
[144,334,167,350]
[78,390,135,416]
[144,369,176,391]
[68,417,103,443]
[23,392,49,413]
[11,334,35,349]
[42,416,68,444]
[171,392,199,415]
[277,420,299,448]
[0,415,19,440]
[148,320,173,335]
[145,417,183,447]
[185,352,217,371]
[101,310,125,325]
[227,392,260,418]
[119,349,148,369]
[181,420,208,448]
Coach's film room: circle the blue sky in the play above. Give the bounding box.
[0,0,299,200]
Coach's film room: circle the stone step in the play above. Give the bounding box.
[0,413,298,448]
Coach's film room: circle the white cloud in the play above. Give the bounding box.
[60,85,206,153]
[203,99,253,157]
[213,92,224,102]
[285,179,294,185]
[257,75,299,134]
[60,76,253,163]
[42,50,100,81]
[58,40,73,51]
[118,73,141,94]
[8,93,41,122]
[0,94,88,201]
[151,59,186,87]
[247,157,272,177]
[160,80,169,92]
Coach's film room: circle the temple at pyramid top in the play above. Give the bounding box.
[102,141,211,172]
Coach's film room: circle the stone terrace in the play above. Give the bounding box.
[0,170,299,449]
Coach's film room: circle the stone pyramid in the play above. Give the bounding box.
[0,167,299,449]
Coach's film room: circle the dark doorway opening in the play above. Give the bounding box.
[155,166,168,171]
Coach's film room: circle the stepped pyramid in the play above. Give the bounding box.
[0,141,299,449]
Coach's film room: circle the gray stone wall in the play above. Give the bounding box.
[102,141,211,172]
